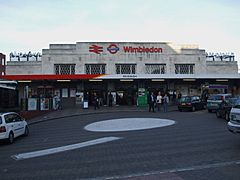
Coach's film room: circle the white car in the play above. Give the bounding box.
[227,100,240,134]
[0,112,29,143]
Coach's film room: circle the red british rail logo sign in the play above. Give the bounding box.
[89,45,103,54]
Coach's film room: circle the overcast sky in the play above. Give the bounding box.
[0,0,239,68]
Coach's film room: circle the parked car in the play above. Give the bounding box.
[207,94,232,112]
[227,100,240,134]
[178,96,205,112]
[216,97,240,121]
[0,112,29,143]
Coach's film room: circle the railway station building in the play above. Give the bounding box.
[2,42,240,110]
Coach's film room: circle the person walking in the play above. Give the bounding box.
[172,90,177,105]
[156,91,162,112]
[148,92,156,112]
[177,91,182,104]
[93,92,100,110]
[108,91,113,107]
[163,93,169,112]
[53,93,61,110]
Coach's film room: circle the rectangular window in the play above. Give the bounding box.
[175,64,195,74]
[85,64,106,74]
[54,64,75,75]
[115,64,136,74]
[145,64,166,74]
[4,114,14,124]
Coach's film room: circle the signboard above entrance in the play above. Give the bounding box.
[88,43,163,55]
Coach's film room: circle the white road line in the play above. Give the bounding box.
[12,136,121,161]
[105,160,240,179]
[159,160,240,174]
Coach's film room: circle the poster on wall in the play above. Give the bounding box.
[76,92,83,104]
[28,98,38,111]
[76,92,84,105]
[24,86,29,98]
[83,101,88,109]
[40,98,49,110]
[54,89,60,96]
[70,89,76,97]
[62,88,68,98]
[111,92,117,105]
[52,98,57,110]
[137,88,148,107]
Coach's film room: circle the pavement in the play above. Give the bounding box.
[27,104,178,125]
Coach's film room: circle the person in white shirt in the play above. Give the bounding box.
[156,92,162,112]
[53,93,61,110]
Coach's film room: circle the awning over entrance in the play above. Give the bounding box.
[1,74,103,81]
[1,73,240,81]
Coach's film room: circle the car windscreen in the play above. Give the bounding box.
[180,97,191,103]
[0,117,2,124]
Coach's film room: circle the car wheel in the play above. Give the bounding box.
[216,111,221,118]
[225,112,230,121]
[8,132,14,144]
[208,109,212,113]
[178,108,182,112]
[192,106,196,112]
[24,126,29,136]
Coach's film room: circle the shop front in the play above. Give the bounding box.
[2,73,240,111]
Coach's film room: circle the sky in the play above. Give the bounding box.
[0,0,239,69]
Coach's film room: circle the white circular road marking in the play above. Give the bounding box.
[84,118,176,132]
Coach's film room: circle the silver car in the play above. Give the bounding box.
[207,94,232,112]
[227,100,240,134]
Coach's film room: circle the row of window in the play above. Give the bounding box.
[54,64,195,75]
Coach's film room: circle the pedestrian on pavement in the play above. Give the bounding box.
[53,92,61,110]
[93,92,100,110]
[163,93,169,112]
[172,90,177,105]
[108,91,113,107]
[148,92,156,112]
[177,91,182,104]
[156,91,162,112]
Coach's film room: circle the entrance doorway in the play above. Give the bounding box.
[115,81,138,105]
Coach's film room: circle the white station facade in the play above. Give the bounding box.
[3,42,240,109]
